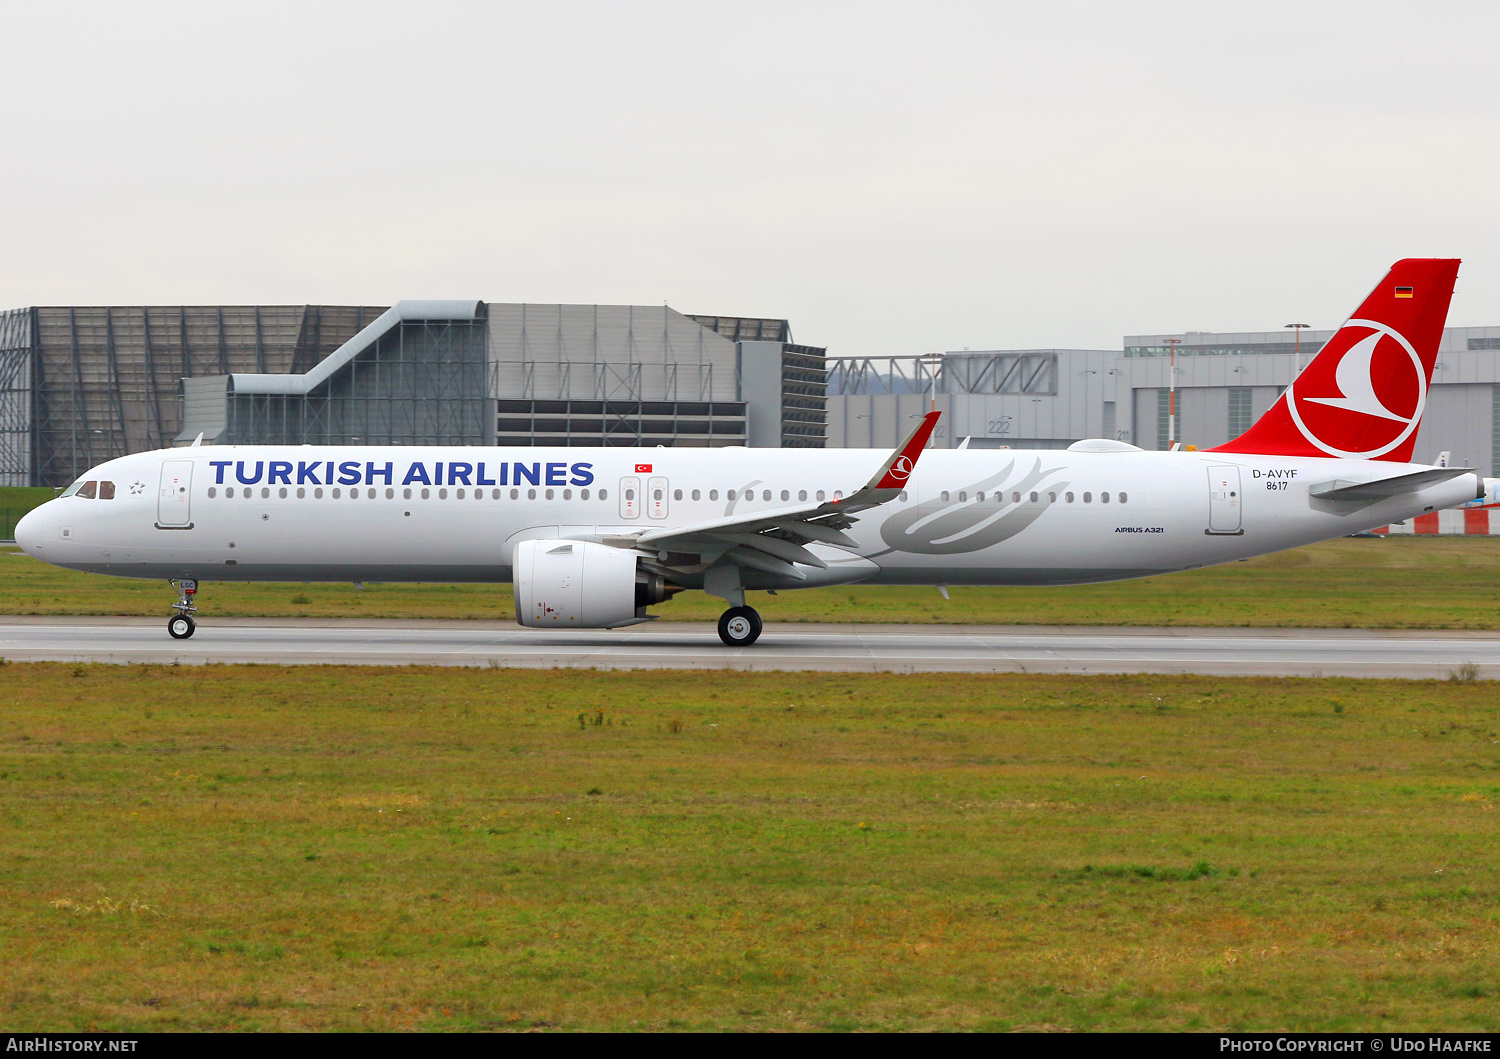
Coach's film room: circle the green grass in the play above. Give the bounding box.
[0,486,57,539]
[4,535,1500,627]
[3,665,1499,1031]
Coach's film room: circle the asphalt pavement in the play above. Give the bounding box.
[0,617,1495,677]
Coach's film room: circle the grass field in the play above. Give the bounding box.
[0,486,57,540]
[4,664,1498,1031]
[4,535,1500,628]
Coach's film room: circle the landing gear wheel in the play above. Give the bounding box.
[717,606,762,647]
[168,615,195,640]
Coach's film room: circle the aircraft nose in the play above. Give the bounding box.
[14,504,43,553]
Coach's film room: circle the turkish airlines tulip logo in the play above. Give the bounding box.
[1286,319,1426,458]
[886,456,914,481]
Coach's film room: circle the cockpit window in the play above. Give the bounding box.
[98,481,116,500]
[77,481,97,499]
[60,481,83,497]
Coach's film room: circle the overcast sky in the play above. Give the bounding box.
[2,1,1497,356]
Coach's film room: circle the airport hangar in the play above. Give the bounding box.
[0,301,828,488]
[830,325,1500,476]
[1,301,1499,488]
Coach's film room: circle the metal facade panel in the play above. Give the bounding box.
[21,305,379,485]
[1410,383,1491,474]
[485,303,737,405]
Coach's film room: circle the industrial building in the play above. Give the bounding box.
[0,302,827,487]
[7,292,1500,489]
[824,326,1500,477]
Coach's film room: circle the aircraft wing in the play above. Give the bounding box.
[617,411,940,580]
[1308,467,1479,505]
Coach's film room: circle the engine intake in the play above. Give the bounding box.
[514,539,680,628]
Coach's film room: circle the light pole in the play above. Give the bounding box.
[920,353,943,413]
[1285,322,1309,375]
[1164,337,1181,447]
[920,352,943,447]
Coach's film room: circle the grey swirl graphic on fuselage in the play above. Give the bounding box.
[874,459,1070,555]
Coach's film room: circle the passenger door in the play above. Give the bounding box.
[157,460,193,528]
[1206,465,1243,535]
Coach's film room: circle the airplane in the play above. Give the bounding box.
[14,258,1480,647]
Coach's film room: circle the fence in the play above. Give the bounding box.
[1378,509,1500,536]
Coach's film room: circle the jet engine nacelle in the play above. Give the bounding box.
[513,538,678,629]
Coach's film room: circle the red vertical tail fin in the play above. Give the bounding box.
[1210,258,1460,461]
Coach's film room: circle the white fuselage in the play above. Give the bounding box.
[15,445,1479,591]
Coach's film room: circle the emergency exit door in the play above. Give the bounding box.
[619,476,641,519]
[647,475,669,518]
[1206,465,1243,535]
[157,460,193,528]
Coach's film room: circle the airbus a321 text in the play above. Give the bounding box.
[15,259,1483,646]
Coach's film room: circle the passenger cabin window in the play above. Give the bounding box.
[1083,492,1092,503]
[1119,492,1128,503]
[709,489,719,501]
[1030,492,1039,503]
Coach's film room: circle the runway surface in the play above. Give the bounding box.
[0,617,1497,677]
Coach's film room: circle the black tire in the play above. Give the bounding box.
[717,606,762,647]
[168,615,195,640]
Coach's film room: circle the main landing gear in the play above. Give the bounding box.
[167,579,197,639]
[717,605,762,647]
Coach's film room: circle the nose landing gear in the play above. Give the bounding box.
[717,605,762,647]
[167,579,197,639]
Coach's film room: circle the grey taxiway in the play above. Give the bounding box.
[0,618,1496,678]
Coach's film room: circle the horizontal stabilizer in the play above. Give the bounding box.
[1308,467,1477,504]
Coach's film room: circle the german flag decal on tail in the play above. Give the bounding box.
[1395,286,1414,298]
